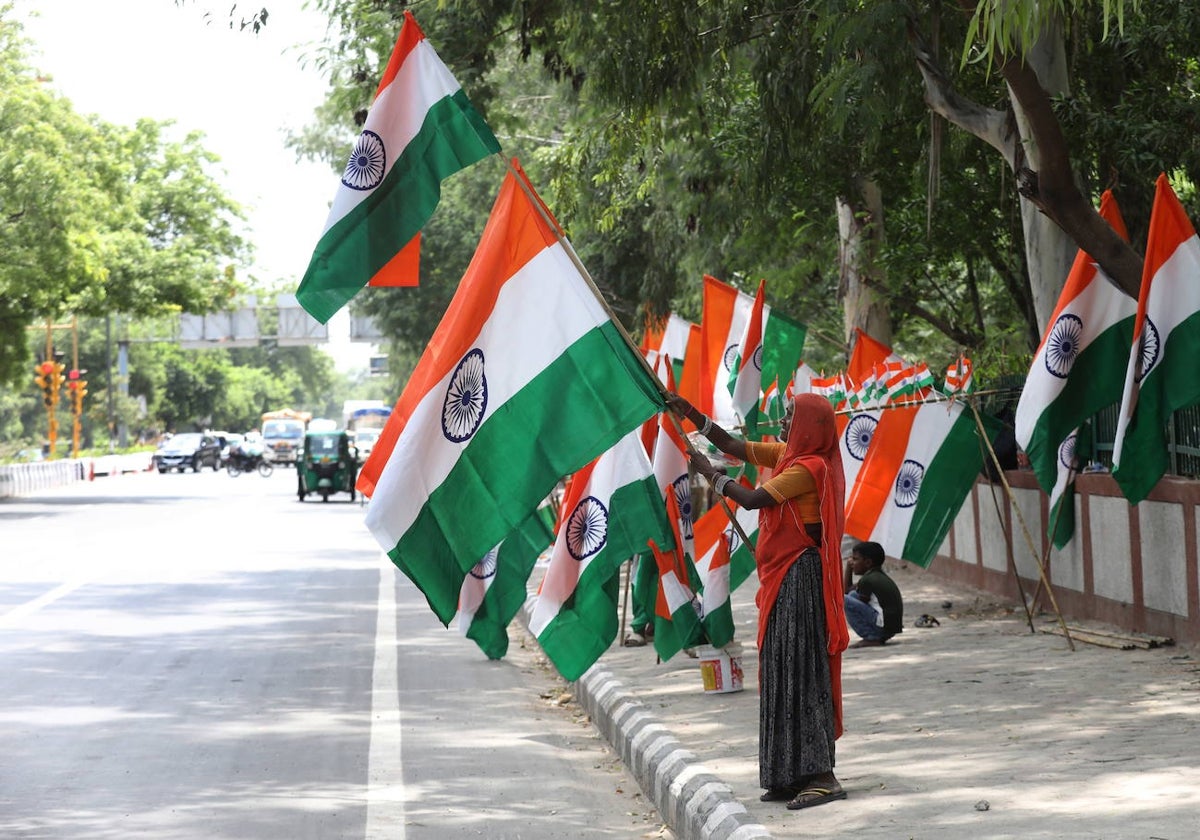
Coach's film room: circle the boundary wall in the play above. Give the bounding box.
[929,470,1200,645]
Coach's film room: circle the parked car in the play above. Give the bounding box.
[153,433,222,473]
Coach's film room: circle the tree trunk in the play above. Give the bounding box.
[837,179,893,356]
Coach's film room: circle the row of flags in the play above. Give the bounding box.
[1016,176,1200,550]
[290,11,1010,682]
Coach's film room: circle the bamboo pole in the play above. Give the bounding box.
[967,400,1075,650]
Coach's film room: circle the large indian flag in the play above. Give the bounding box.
[845,401,997,568]
[455,506,554,660]
[296,10,501,323]
[361,164,662,624]
[529,430,673,681]
[1112,174,1200,504]
[1015,190,1132,496]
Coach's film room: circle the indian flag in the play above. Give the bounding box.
[724,500,760,593]
[729,279,767,430]
[1047,424,1090,550]
[761,311,808,403]
[529,430,673,681]
[845,401,998,568]
[1016,190,1133,496]
[847,328,901,385]
[361,164,662,624]
[839,407,881,534]
[455,506,554,659]
[700,275,756,426]
[296,10,501,323]
[692,503,736,648]
[650,491,703,662]
[1113,174,1200,504]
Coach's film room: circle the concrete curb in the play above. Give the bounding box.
[520,595,771,840]
[572,665,772,840]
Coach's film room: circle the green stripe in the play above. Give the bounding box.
[465,509,554,660]
[1024,319,1132,493]
[762,311,807,393]
[296,91,501,323]
[393,322,662,625]
[902,411,999,568]
[1113,310,1200,503]
[702,599,735,648]
[537,475,673,681]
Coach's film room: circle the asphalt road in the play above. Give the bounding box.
[0,468,663,839]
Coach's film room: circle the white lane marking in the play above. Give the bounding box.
[365,562,406,839]
[0,579,88,628]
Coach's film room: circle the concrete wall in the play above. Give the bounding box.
[928,470,1200,645]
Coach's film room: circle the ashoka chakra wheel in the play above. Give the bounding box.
[672,474,694,540]
[1044,313,1083,379]
[341,129,387,191]
[1136,316,1161,383]
[894,459,924,508]
[442,349,488,442]
[566,495,609,561]
[468,546,500,580]
[844,414,878,462]
[1058,432,1078,471]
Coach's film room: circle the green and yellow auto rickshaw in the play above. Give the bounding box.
[297,430,358,503]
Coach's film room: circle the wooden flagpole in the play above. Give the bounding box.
[967,399,1075,650]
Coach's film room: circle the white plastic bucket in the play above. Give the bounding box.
[697,643,744,694]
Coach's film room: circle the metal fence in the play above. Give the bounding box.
[1091,402,1200,479]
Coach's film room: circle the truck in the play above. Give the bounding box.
[346,403,391,461]
[260,409,311,466]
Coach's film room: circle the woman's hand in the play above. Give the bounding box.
[687,451,720,483]
[665,392,697,423]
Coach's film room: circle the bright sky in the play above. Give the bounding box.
[10,0,372,370]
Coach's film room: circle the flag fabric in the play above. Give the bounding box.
[943,357,975,396]
[676,323,705,426]
[760,377,784,425]
[361,164,663,624]
[792,361,817,395]
[691,503,735,647]
[455,506,554,659]
[1113,175,1200,503]
[296,10,502,323]
[699,275,757,426]
[529,430,674,681]
[642,312,693,372]
[1016,190,1133,496]
[847,328,901,386]
[723,500,760,593]
[1047,423,1091,550]
[729,279,767,430]
[838,406,882,534]
[650,491,703,661]
[760,311,808,403]
[844,401,999,568]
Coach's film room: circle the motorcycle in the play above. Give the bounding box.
[226,444,274,477]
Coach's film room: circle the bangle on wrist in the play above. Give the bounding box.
[698,415,713,436]
[713,474,733,495]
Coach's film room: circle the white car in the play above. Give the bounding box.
[354,428,381,460]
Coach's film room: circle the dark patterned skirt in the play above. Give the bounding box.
[759,548,836,790]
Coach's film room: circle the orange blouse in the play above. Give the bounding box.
[744,441,821,523]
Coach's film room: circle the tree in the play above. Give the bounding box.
[0,9,249,386]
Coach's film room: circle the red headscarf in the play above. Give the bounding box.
[753,392,849,735]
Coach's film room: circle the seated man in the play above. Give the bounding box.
[843,541,903,648]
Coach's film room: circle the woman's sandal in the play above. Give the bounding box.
[786,785,847,810]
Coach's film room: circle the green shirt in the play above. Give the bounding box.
[856,566,904,639]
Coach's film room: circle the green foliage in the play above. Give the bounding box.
[0,8,249,386]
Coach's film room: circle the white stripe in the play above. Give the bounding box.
[529,431,652,635]
[0,578,87,628]
[365,563,406,840]
[324,39,463,231]
[365,244,607,549]
[870,402,961,548]
[660,570,694,613]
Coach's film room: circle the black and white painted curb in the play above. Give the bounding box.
[573,666,773,840]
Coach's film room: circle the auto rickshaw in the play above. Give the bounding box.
[297,430,358,502]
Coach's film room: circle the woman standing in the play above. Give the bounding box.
[666,392,848,810]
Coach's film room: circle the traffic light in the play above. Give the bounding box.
[49,361,65,399]
[34,361,55,406]
[66,369,88,413]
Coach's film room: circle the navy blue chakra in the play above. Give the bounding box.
[1058,432,1078,472]
[468,546,500,580]
[442,349,488,443]
[1044,313,1083,379]
[341,129,386,191]
[726,527,742,556]
[722,343,740,372]
[894,459,924,508]
[1136,316,1161,384]
[566,495,609,561]
[672,474,694,540]
[752,345,764,371]
[844,414,878,461]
